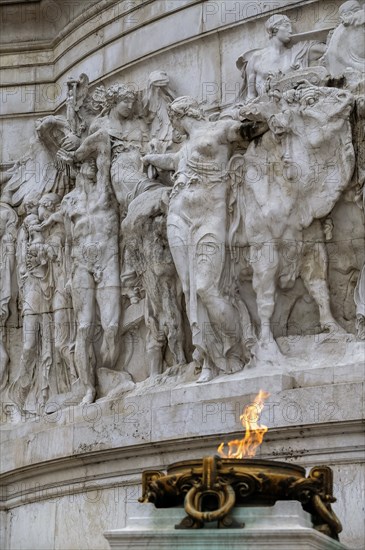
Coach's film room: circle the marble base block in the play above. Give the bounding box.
[104,501,348,549]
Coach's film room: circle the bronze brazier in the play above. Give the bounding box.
[139,455,342,540]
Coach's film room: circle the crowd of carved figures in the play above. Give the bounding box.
[0,2,364,416]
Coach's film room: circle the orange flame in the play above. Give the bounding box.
[217,390,270,459]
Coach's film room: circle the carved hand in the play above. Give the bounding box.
[29,224,43,233]
[239,100,261,121]
[25,255,39,270]
[142,154,157,166]
[57,149,75,165]
[61,133,81,151]
[39,220,51,230]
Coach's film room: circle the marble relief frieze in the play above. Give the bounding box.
[0,3,364,418]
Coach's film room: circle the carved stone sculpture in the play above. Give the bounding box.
[59,81,180,382]
[121,185,187,377]
[76,85,150,219]
[1,50,364,416]
[95,76,176,211]
[234,79,355,362]
[0,203,17,390]
[78,79,182,379]
[65,73,90,137]
[141,70,176,154]
[144,96,255,383]
[355,268,365,339]
[236,14,326,101]
[10,194,54,412]
[59,156,121,405]
[1,116,79,207]
[36,194,77,392]
[354,182,365,339]
[323,1,365,77]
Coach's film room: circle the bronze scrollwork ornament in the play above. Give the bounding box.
[140,455,342,540]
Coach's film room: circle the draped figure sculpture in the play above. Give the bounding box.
[119,79,187,378]
[82,85,152,218]
[143,96,257,383]
[0,203,17,390]
[36,194,77,392]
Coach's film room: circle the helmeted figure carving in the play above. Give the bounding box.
[234,79,355,361]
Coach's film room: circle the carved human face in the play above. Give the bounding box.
[340,1,362,24]
[24,198,39,215]
[38,200,55,221]
[80,159,97,181]
[27,244,41,268]
[24,214,39,229]
[169,111,187,135]
[275,22,292,44]
[115,97,134,119]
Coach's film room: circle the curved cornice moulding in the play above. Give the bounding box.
[1,420,363,510]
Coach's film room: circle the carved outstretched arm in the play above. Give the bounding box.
[142,152,179,172]
[39,211,63,229]
[240,120,268,141]
[226,120,268,147]
[73,129,109,163]
[57,129,109,165]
